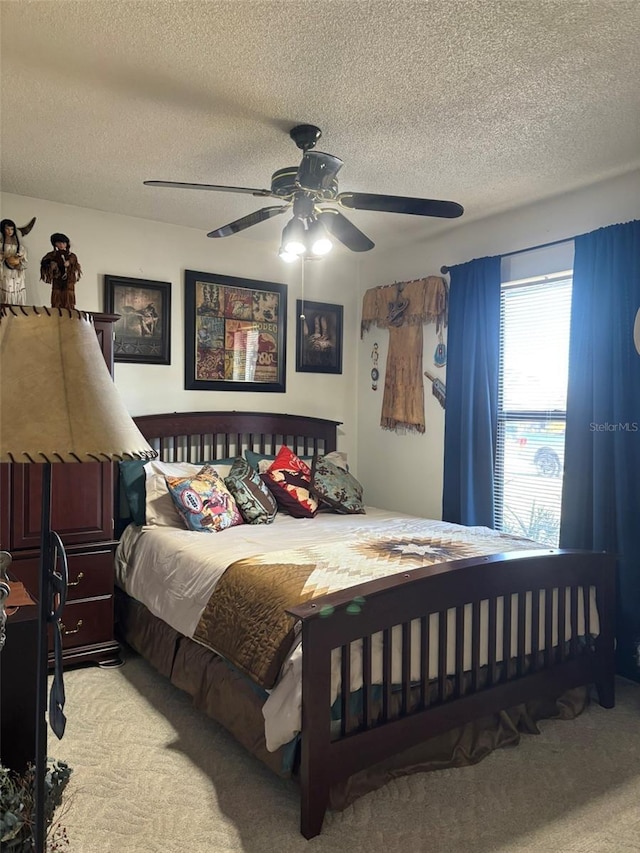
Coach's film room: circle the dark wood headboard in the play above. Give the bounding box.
[132,410,341,464]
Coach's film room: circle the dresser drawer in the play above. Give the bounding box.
[56,596,114,650]
[11,549,114,603]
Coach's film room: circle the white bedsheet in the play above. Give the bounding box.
[115,510,599,752]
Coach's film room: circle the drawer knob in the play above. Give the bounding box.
[68,571,85,588]
[60,619,83,636]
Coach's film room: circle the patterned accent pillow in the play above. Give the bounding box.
[262,446,319,518]
[165,464,244,532]
[245,448,313,472]
[311,455,365,514]
[224,457,277,524]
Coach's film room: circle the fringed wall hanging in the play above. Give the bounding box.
[361,276,447,433]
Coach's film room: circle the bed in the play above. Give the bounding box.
[113,410,616,839]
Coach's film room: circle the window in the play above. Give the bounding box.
[494,272,573,546]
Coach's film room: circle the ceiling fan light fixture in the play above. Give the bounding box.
[281,217,306,256]
[306,217,333,256]
[278,248,299,263]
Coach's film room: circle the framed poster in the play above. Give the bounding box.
[184,270,287,392]
[296,299,343,374]
[104,275,171,365]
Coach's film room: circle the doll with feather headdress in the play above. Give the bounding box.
[40,232,83,310]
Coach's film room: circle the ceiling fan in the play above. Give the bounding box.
[144,124,464,257]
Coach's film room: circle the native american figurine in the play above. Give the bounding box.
[0,217,35,305]
[40,232,83,310]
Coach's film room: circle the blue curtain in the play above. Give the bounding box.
[560,219,640,679]
[442,256,501,526]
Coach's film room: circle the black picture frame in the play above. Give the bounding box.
[184,270,287,392]
[296,299,343,374]
[104,275,171,365]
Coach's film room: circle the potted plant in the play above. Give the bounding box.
[1,760,72,851]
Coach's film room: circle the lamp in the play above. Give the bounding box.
[0,305,156,852]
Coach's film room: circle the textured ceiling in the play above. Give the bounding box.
[2,0,640,256]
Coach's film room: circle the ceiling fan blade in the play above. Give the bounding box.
[317,210,375,252]
[144,180,272,197]
[338,192,464,219]
[207,206,288,238]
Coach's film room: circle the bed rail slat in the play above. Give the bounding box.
[363,634,373,729]
[471,600,481,692]
[401,621,411,715]
[340,643,351,736]
[570,585,579,657]
[438,612,447,702]
[544,588,553,668]
[502,594,512,683]
[558,585,567,662]
[531,589,540,671]
[517,593,526,676]
[488,596,497,686]
[420,615,429,708]
[584,586,592,651]
[382,628,392,721]
[454,606,464,698]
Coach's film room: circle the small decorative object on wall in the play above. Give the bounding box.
[434,333,447,367]
[184,270,286,392]
[371,342,379,390]
[104,275,171,365]
[40,232,82,310]
[424,370,446,409]
[296,299,343,374]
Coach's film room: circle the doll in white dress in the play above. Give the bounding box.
[0,219,28,305]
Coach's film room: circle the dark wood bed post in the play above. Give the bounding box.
[594,554,616,708]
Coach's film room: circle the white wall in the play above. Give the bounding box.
[0,192,363,468]
[356,169,640,518]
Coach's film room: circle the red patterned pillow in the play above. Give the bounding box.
[263,446,319,518]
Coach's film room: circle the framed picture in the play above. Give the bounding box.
[104,275,171,365]
[296,299,343,374]
[184,270,287,392]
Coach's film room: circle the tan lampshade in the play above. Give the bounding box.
[0,306,157,463]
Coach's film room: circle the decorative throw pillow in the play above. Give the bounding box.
[165,464,243,532]
[224,457,277,524]
[262,446,319,518]
[144,460,234,527]
[245,448,313,473]
[311,455,365,514]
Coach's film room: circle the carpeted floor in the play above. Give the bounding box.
[49,648,640,853]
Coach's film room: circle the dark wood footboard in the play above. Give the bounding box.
[288,548,616,839]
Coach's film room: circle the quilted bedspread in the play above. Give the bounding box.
[193,517,543,690]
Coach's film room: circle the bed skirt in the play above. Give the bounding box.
[115,588,589,811]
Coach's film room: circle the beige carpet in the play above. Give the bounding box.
[49,648,640,853]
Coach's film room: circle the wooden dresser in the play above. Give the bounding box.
[0,312,121,667]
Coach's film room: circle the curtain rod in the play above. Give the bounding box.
[439,236,573,274]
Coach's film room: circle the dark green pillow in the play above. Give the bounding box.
[119,458,147,526]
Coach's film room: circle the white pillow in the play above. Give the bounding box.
[144,460,233,527]
[323,451,349,472]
